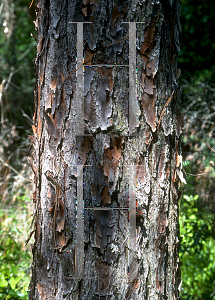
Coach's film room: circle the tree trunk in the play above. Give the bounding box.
[29,0,182,299]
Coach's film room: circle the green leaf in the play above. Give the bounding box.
[0,274,8,288]
[10,276,21,290]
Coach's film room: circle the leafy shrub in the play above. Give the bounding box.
[180,194,215,299]
[180,75,215,299]
[0,196,32,300]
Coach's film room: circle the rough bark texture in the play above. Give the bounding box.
[29,0,182,299]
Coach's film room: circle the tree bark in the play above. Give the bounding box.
[29,0,182,299]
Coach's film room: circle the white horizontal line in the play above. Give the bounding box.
[68,22,92,23]
[84,207,129,210]
[84,65,129,67]
[121,22,145,23]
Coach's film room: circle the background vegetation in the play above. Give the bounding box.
[0,0,35,298]
[179,1,215,298]
[179,79,215,299]
[0,0,215,299]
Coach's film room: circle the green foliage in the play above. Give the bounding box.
[180,194,215,299]
[0,196,32,300]
[0,0,36,127]
[180,0,215,81]
[0,1,35,202]
[180,64,215,299]
[0,5,34,298]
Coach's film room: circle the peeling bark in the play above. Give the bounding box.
[29,0,182,299]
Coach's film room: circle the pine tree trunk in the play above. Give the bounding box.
[29,0,182,299]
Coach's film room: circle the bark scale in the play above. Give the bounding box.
[29,0,182,299]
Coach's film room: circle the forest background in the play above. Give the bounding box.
[0,0,215,299]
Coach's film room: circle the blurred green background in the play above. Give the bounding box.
[0,0,215,299]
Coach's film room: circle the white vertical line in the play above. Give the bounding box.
[129,165,136,277]
[76,22,84,135]
[129,22,137,135]
[76,165,84,280]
